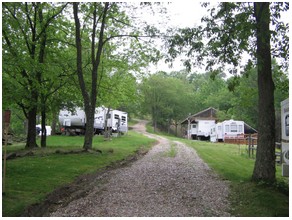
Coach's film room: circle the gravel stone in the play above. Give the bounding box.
[50,120,230,217]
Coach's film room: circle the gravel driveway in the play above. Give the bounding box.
[50,120,230,217]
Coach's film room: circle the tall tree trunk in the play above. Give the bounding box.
[73,2,109,150]
[25,106,38,149]
[39,4,47,148]
[83,105,95,150]
[41,101,47,148]
[252,2,276,182]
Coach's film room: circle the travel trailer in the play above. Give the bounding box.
[94,107,107,134]
[36,124,52,136]
[190,120,216,140]
[210,120,244,142]
[106,109,128,133]
[181,107,218,140]
[59,107,86,129]
[281,98,289,176]
[59,106,128,135]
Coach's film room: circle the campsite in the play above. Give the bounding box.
[2,2,289,217]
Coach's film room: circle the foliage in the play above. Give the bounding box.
[165,2,289,73]
[140,72,194,132]
[2,2,73,147]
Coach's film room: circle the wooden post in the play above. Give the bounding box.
[248,134,251,158]
[187,117,191,140]
[3,109,11,195]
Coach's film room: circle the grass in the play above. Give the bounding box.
[2,131,156,217]
[144,126,289,216]
[172,139,289,217]
[163,142,177,158]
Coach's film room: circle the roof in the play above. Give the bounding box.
[181,107,218,124]
[244,123,258,134]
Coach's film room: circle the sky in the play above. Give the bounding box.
[145,1,290,76]
[146,1,208,74]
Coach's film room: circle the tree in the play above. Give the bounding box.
[2,2,68,148]
[73,2,161,149]
[165,2,289,182]
[140,72,194,134]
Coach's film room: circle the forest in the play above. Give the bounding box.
[2,2,289,182]
[140,64,288,139]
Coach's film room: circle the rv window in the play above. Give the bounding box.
[122,116,126,122]
[114,114,119,119]
[192,124,196,128]
[231,124,237,132]
[225,125,230,132]
[239,125,243,133]
[107,113,111,119]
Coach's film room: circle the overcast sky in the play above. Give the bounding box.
[145,1,209,74]
[146,1,290,75]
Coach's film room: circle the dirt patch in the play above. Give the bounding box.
[21,147,150,217]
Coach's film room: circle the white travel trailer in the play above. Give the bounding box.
[281,98,289,176]
[120,111,128,133]
[59,106,128,135]
[36,124,52,136]
[106,109,128,133]
[210,120,244,142]
[94,107,107,134]
[59,107,86,128]
[190,119,216,140]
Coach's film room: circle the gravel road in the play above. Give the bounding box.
[50,120,230,217]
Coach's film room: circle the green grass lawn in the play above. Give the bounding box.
[2,131,156,217]
[172,139,289,217]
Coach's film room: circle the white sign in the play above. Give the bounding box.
[281,98,289,141]
[281,98,289,177]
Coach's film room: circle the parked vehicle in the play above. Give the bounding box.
[210,119,244,142]
[36,124,52,136]
[106,109,128,133]
[59,106,128,135]
[281,98,289,177]
[190,119,216,140]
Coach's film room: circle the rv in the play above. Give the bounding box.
[59,107,86,135]
[281,98,289,177]
[210,120,244,142]
[190,119,216,140]
[106,109,128,133]
[94,107,107,134]
[36,124,52,136]
[59,107,128,135]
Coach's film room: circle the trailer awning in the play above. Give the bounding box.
[244,123,257,134]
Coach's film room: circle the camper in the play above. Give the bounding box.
[181,107,218,140]
[59,107,86,128]
[120,111,128,133]
[59,106,128,135]
[36,125,52,136]
[190,120,216,140]
[210,122,222,142]
[106,109,128,133]
[281,98,289,177]
[210,120,244,142]
[94,107,107,134]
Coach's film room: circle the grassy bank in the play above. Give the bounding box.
[2,131,156,216]
[175,139,289,217]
